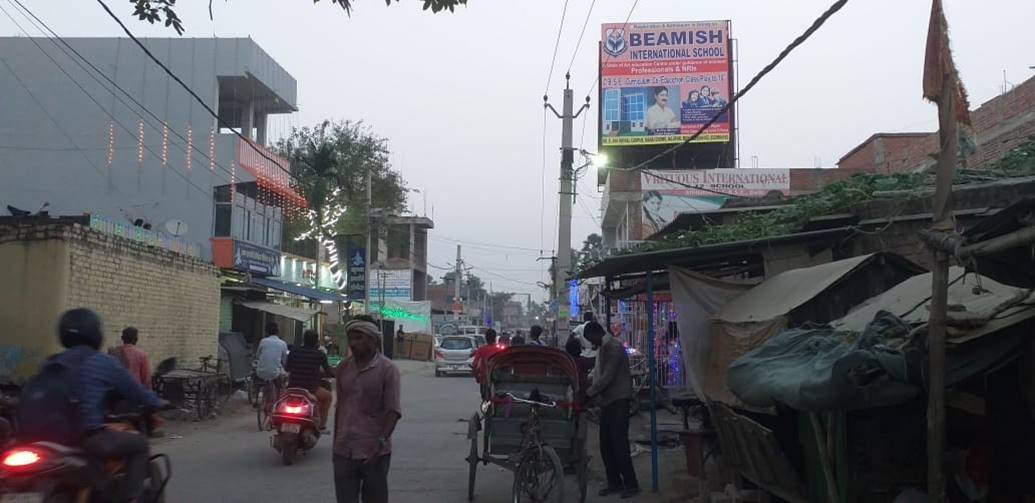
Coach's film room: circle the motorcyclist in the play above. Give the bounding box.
[284,329,335,432]
[53,308,165,502]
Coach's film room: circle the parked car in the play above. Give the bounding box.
[434,336,476,377]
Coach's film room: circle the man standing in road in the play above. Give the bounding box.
[334,319,402,503]
[584,321,640,498]
[528,325,546,346]
[109,326,151,387]
[255,321,289,392]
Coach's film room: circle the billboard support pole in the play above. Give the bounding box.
[545,74,589,347]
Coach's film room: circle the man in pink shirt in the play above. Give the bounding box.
[334,318,402,503]
[108,326,151,387]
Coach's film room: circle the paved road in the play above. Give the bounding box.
[156,361,582,502]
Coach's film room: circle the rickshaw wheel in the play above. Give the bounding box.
[466,412,480,501]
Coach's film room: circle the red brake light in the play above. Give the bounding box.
[3,449,41,468]
[434,350,444,360]
[284,405,304,415]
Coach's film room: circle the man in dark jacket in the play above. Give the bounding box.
[584,321,639,498]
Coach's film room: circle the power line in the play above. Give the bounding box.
[429,233,544,253]
[469,265,542,287]
[0,3,216,202]
[543,0,571,95]
[9,0,241,195]
[94,0,297,183]
[565,0,597,73]
[613,0,850,173]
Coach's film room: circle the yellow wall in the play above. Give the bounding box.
[0,235,70,378]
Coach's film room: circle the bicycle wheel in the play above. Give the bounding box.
[257,384,271,431]
[512,444,564,503]
[246,377,258,406]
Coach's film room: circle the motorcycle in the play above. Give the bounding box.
[0,408,171,503]
[270,388,321,465]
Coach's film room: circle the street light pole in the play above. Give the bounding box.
[545,73,589,347]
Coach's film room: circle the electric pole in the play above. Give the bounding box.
[365,168,373,316]
[545,73,589,347]
[454,244,462,322]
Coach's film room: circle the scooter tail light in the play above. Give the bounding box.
[2,449,42,468]
[284,405,304,415]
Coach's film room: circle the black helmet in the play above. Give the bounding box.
[58,308,104,350]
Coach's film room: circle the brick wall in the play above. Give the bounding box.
[64,224,220,371]
[826,76,1035,191]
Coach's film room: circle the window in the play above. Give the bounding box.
[622,92,645,122]
[604,89,620,122]
[214,205,231,237]
[232,207,246,239]
[214,185,231,203]
[441,337,473,350]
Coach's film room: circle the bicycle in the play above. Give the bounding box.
[503,391,565,503]
[255,374,284,432]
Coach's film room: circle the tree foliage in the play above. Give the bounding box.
[130,0,469,35]
[275,120,406,245]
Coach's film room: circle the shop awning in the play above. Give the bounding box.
[250,277,347,302]
[238,301,318,322]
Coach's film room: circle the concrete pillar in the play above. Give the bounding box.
[255,112,268,146]
[241,100,254,141]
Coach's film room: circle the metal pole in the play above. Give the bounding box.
[646,272,659,493]
[927,71,958,503]
[365,169,372,316]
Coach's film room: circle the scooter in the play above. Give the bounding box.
[270,388,321,465]
[0,408,171,503]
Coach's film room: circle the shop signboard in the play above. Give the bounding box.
[345,245,366,301]
[233,240,281,276]
[640,169,789,235]
[600,20,733,146]
[368,268,412,302]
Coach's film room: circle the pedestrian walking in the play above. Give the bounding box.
[333,319,402,503]
[108,326,151,387]
[583,321,640,498]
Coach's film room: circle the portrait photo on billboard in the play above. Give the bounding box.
[641,190,724,236]
[600,20,732,147]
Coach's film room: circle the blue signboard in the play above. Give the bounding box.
[233,240,280,277]
[346,245,366,301]
[569,280,580,321]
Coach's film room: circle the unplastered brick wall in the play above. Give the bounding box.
[64,224,220,372]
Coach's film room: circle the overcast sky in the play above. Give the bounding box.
[4,0,1034,300]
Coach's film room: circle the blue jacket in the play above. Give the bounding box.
[56,346,162,432]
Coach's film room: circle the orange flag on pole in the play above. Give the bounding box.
[922,0,972,127]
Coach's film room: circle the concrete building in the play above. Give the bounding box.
[368,215,434,304]
[0,37,300,261]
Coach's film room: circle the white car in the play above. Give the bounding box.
[434,336,476,377]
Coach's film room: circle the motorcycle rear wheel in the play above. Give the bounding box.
[280,434,298,465]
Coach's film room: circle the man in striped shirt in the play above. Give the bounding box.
[284,329,334,431]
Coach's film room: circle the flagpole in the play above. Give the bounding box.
[926,30,958,503]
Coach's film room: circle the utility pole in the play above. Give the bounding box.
[545,73,589,347]
[454,244,462,322]
[365,168,373,316]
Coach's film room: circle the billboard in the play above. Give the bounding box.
[640,169,790,236]
[600,20,732,147]
[368,268,412,302]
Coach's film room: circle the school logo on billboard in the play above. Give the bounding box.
[603,28,627,57]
